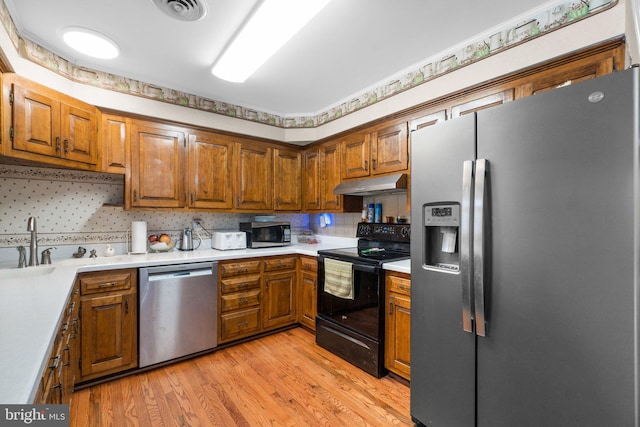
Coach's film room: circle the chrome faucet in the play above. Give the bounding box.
[27,217,39,266]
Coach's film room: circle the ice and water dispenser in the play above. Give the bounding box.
[423,203,460,272]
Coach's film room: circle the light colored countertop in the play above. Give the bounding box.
[0,237,409,404]
[382,259,411,274]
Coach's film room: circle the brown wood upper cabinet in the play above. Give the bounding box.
[3,74,98,169]
[188,130,234,209]
[100,113,128,174]
[274,147,302,211]
[341,121,408,180]
[235,141,273,211]
[128,120,187,208]
[303,147,321,211]
[304,140,362,212]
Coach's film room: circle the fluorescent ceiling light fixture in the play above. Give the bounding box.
[212,0,331,83]
[61,27,119,59]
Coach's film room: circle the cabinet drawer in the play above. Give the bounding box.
[299,256,318,272]
[386,273,411,296]
[263,256,296,272]
[219,260,262,277]
[220,307,261,341]
[79,270,133,295]
[220,274,261,293]
[220,289,261,312]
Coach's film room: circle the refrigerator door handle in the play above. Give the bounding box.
[461,160,474,333]
[473,158,488,337]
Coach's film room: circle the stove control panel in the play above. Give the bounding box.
[357,222,411,242]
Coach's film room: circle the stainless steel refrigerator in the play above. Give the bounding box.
[410,68,640,426]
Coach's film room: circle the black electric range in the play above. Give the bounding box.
[316,222,410,377]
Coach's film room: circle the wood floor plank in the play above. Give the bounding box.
[70,327,411,426]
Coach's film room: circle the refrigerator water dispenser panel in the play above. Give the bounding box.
[423,203,460,272]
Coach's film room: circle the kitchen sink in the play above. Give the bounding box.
[0,265,55,280]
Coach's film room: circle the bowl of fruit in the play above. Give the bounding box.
[148,233,175,252]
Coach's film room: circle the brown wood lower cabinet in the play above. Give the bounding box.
[298,255,318,331]
[219,256,298,344]
[385,271,411,380]
[34,282,80,404]
[77,269,137,384]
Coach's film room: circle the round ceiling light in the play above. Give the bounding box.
[61,27,119,59]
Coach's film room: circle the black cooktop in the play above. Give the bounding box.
[318,223,411,265]
[318,246,410,263]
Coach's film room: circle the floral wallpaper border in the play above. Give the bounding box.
[0,0,617,129]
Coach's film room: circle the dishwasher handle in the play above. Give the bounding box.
[148,268,213,282]
[142,262,216,282]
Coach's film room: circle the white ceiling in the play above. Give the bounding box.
[4,0,544,116]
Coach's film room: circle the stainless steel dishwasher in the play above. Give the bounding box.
[139,262,218,367]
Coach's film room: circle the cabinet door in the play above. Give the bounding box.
[372,122,408,175]
[385,292,411,379]
[518,56,615,97]
[235,142,273,210]
[451,88,514,118]
[100,114,128,173]
[60,101,98,165]
[303,148,321,211]
[129,121,186,208]
[342,131,370,179]
[320,141,341,210]
[10,83,60,157]
[80,292,137,381]
[263,270,296,329]
[274,148,302,211]
[410,110,447,131]
[299,269,317,331]
[187,131,234,209]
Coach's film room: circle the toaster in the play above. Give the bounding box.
[211,231,247,250]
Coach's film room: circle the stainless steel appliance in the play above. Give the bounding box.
[317,223,410,377]
[139,262,218,367]
[177,228,201,251]
[239,221,291,248]
[410,68,640,426]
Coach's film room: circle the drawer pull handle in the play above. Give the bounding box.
[49,355,60,370]
[237,321,249,327]
[239,299,249,305]
[398,285,410,291]
[98,281,117,287]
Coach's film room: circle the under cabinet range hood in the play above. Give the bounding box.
[333,173,408,196]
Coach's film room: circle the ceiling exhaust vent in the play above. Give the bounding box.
[152,0,207,21]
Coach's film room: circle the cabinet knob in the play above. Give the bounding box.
[56,136,61,152]
[64,139,69,153]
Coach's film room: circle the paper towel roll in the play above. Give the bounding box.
[131,221,147,254]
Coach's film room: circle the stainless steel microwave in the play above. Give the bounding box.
[239,222,291,248]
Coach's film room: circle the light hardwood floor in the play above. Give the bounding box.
[70,327,411,426]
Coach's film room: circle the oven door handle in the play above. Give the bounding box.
[351,263,379,274]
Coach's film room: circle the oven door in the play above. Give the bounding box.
[317,255,382,340]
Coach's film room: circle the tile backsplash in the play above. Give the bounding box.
[0,164,409,263]
[311,193,410,238]
[0,164,308,262]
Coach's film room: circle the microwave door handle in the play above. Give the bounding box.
[473,158,488,337]
[461,160,474,334]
